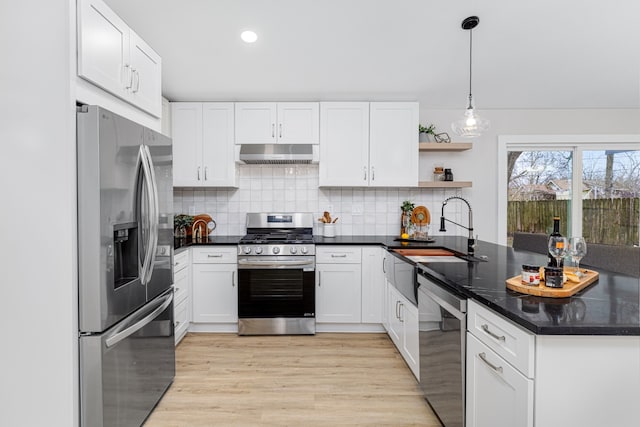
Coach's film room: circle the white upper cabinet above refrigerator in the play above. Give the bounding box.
[235,102,319,144]
[77,0,162,118]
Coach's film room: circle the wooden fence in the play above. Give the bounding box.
[507,198,639,246]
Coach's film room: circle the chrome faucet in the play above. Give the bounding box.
[439,196,476,255]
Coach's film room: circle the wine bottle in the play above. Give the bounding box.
[547,216,564,267]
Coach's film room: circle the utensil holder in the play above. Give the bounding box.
[323,223,335,237]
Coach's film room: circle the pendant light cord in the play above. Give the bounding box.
[468,28,473,99]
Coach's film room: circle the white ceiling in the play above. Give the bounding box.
[105,0,640,109]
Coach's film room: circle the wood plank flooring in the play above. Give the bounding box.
[145,333,442,426]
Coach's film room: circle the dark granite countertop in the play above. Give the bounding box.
[174,235,242,251]
[176,233,639,336]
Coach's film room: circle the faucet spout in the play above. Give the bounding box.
[439,196,476,255]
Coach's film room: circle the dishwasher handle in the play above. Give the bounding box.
[417,274,466,319]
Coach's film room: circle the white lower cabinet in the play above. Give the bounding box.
[466,300,534,427]
[361,247,384,323]
[316,246,362,323]
[173,250,190,345]
[191,247,238,328]
[466,333,534,427]
[387,283,420,379]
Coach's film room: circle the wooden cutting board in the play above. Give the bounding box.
[506,267,599,298]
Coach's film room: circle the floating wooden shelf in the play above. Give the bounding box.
[419,142,472,151]
[418,181,472,188]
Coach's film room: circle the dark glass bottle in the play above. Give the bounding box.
[547,217,564,267]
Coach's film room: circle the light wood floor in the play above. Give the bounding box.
[145,333,442,426]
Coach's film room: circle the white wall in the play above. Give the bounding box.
[420,108,640,243]
[0,1,77,426]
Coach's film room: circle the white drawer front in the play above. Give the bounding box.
[174,298,188,329]
[192,246,238,264]
[173,268,189,306]
[468,300,535,378]
[174,249,189,272]
[316,246,362,263]
[174,298,189,344]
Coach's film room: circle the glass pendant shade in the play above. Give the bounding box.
[452,16,489,138]
[451,94,490,138]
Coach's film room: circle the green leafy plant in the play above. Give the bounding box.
[401,200,415,212]
[418,124,436,135]
[174,214,194,230]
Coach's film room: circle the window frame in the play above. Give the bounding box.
[497,134,640,246]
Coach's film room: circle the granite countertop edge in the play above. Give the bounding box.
[175,234,640,336]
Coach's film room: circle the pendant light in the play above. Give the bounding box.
[451,16,489,138]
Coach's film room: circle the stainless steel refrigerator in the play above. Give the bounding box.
[77,105,175,427]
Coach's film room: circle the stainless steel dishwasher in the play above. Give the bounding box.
[417,270,467,427]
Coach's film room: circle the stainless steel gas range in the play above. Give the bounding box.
[237,213,316,335]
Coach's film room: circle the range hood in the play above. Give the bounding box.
[238,144,317,164]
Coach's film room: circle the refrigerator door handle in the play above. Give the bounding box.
[138,145,155,285]
[144,145,160,280]
[105,292,173,348]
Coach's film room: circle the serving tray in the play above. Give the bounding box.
[506,267,599,298]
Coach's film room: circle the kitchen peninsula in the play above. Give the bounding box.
[178,234,640,426]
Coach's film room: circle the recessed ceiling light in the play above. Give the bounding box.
[241,30,258,43]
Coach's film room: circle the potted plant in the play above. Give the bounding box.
[174,214,194,238]
[418,124,436,142]
[400,200,415,236]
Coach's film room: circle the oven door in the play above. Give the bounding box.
[237,256,315,319]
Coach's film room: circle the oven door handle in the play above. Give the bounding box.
[238,259,314,268]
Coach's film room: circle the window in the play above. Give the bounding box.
[498,135,640,248]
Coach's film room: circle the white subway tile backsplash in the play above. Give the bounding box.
[174,164,463,237]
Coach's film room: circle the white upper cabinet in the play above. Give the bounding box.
[77,0,162,118]
[171,102,237,187]
[319,102,418,187]
[319,102,370,186]
[369,102,419,187]
[127,31,162,117]
[235,102,319,144]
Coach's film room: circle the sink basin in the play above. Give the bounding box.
[392,248,488,263]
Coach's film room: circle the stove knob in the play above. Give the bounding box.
[272,247,280,254]
[290,247,298,254]
[243,246,252,254]
[301,247,309,254]
[254,246,263,254]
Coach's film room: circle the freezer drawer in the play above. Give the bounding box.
[80,290,175,427]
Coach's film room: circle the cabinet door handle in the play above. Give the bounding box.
[204,166,208,180]
[371,166,375,181]
[364,166,367,181]
[481,324,506,341]
[232,271,235,287]
[395,300,400,319]
[272,123,275,138]
[175,320,181,328]
[317,271,321,286]
[399,303,404,322]
[478,352,503,373]
[331,254,347,258]
[175,287,180,293]
[382,257,386,273]
[197,167,201,180]
[279,123,283,138]
[133,69,140,93]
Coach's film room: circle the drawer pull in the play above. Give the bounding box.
[481,324,506,341]
[478,352,503,373]
[175,287,180,293]
[331,254,347,258]
[175,261,180,266]
[207,254,224,258]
